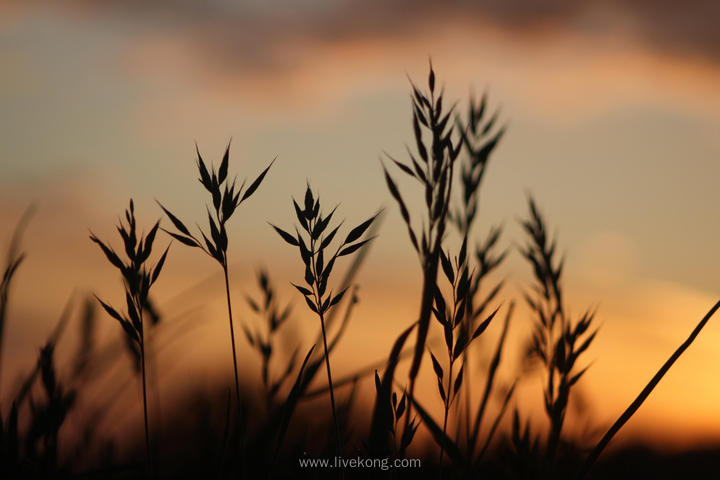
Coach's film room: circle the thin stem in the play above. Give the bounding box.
[0,288,7,398]
[319,310,341,453]
[139,312,152,479]
[461,350,471,446]
[438,357,453,475]
[545,292,565,469]
[309,227,342,457]
[402,264,438,451]
[222,263,242,411]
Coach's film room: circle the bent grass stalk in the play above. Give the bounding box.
[576,299,720,479]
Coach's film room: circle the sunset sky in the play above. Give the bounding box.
[1,0,719,452]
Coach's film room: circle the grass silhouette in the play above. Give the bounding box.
[90,200,170,477]
[0,65,718,480]
[158,143,273,412]
[271,183,378,460]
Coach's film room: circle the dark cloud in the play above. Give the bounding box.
[9,0,720,67]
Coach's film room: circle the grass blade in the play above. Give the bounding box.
[576,300,720,479]
[274,345,315,454]
[407,393,469,470]
[368,323,416,455]
[470,302,513,454]
[477,379,517,461]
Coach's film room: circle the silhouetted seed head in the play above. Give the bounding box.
[272,185,377,318]
[158,142,275,267]
[90,200,170,350]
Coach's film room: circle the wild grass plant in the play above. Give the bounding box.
[451,93,510,460]
[511,197,598,478]
[158,143,273,412]
[429,238,500,468]
[242,269,297,409]
[271,184,378,455]
[378,64,462,454]
[90,200,170,476]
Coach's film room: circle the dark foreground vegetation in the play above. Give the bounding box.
[1,65,718,479]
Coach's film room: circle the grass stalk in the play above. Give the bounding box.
[318,309,341,452]
[91,200,170,478]
[382,63,462,453]
[139,316,152,478]
[222,264,242,409]
[438,355,453,471]
[272,183,378,460]
[519,197,598,474]
[159,142,274,415]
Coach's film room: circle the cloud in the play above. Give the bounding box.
[6,0,720,68]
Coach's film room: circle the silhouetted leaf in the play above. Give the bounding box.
[200,230,220,262]
[291,283,312,297]
[391,158,415,179]
[304,296,318,314]
[275,345,315,453]
[437,377,446,401]
[430,351,443,380]
[297,232,311,265]
[304,184,314,215]
[241,158,275,203]
[344,215,377,244]
[196,144,212,190]
[320,224,341,250]
[569,365,589,386]
[407,394,468,469]
[413,115,428,163]
[440,250,454,284]
[163,230,198,248]
[142,221,160,261]
[330,288,348,306]
[293,198,309,231]
[94,296,124,324]
[156,202,192,236]
[453,327,468,360]
[338,238,373,257]
[383,167,412,228]
[270,224,299,246]
[396,392,406,418]
[218,140,230,184]
[472,307,500,340]
[151,245,170,283]
[90,235,124,270]
[245,295,260,312]
[313,206,337,239]
[304,264,314,285]
[368,323,415,455]
[453,364,464,397]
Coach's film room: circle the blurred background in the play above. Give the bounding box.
[1,0,719,460]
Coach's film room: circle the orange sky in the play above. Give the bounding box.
[1,0,720,454]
